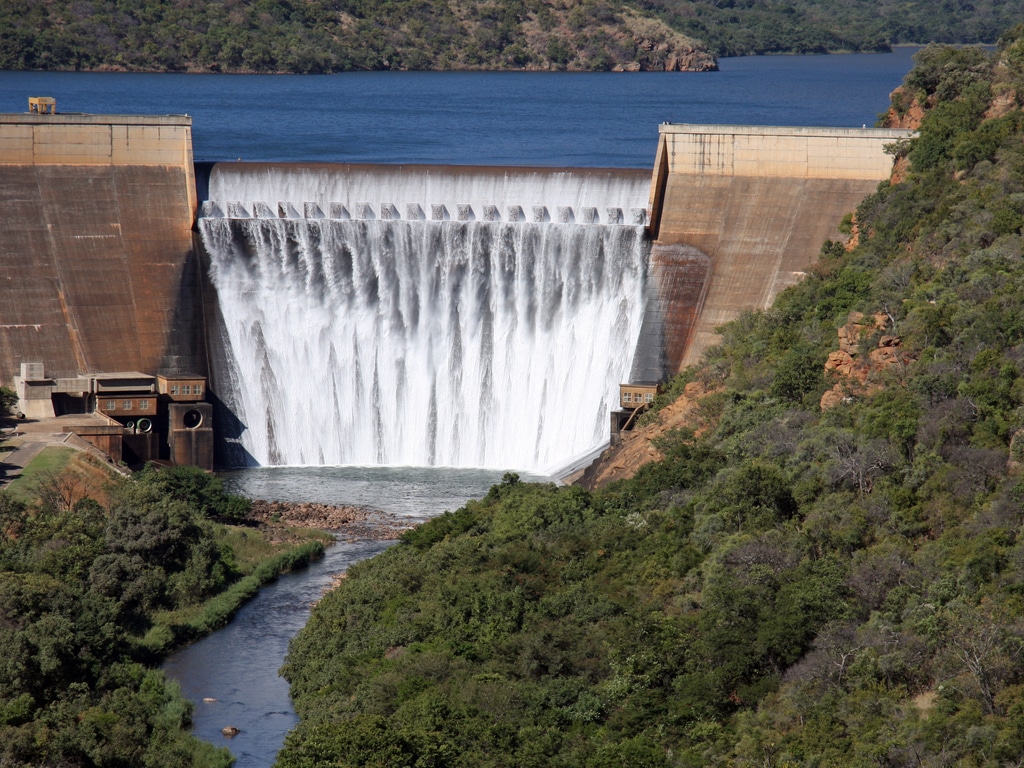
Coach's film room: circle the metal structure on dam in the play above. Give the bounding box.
[0,109,912,468]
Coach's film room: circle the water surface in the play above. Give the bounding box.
[0,48,918,167]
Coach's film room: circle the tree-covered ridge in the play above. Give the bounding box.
[277,33,1024,766]
[0,0,713,73]
[642,0,1020,57]
[1,0,1020,73]
[0,463,321,767]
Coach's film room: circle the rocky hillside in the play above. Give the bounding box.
[5,0,1021,74]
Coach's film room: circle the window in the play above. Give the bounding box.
[194,384,203,397]
[139,399,150,410]
[123,400,132,411]
[106,400,116,411]
[645,392,654,403]
[171,385,179,395]
[182,385,192,395]
[623,392,633,403]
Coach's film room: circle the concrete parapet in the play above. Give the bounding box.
[652,123,915,183]
[0,113,196,222]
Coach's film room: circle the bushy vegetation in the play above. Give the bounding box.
[0,0,1019,73]
[0,386,17,415]
[643,0,1020,57]
[277,35,1024,766]
[0,462,322,767]
[0,0,709,73]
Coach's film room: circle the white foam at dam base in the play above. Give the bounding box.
[201,165,651,475]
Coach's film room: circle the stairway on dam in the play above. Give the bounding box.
[639,123,915,377]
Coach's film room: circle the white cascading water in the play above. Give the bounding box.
[201,165,650,475]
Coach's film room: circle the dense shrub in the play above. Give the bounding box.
[0,461,308,766]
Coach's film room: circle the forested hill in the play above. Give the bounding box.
[0,0,1020,74]
[0,0,715,73]
[276,30,1024,767]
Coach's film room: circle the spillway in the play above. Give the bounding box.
[200,164,651,474]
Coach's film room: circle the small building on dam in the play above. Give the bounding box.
[0,101,912,471]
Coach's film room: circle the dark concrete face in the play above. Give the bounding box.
[651,174,881,371]
[632,244,712,382]
[169,402,214,470]
[0,164,205,382]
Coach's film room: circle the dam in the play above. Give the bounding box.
[0,109,912,473]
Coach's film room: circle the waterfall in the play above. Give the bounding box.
[201,164,651,475]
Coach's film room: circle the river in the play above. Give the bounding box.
[161,467,543,767]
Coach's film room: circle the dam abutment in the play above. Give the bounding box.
[644,123,915,372]
[0,112,204,382]
[0,111,212,467]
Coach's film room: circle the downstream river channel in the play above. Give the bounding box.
[162,467,539,767]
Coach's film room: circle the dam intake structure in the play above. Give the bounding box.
[199,165,652,473]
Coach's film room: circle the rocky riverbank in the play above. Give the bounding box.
[247,499,414,541]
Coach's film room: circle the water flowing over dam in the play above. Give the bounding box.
[199,164,652,474]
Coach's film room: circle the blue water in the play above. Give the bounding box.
[0,48,917,167]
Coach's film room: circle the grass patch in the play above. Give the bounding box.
[5,446,122,506]
[3,445,76,501]
[216,523,332,576]
[140,534,330,655]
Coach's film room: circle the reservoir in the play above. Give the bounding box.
[0,48,919,167]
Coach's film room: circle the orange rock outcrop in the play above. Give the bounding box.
[571,381,714,489]
[820,311,914,410]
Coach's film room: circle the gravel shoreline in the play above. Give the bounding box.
[247,499,415,540]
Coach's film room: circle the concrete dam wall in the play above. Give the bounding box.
[641,123,914,375]
[0,113,205,383]
[0,112,912,469]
